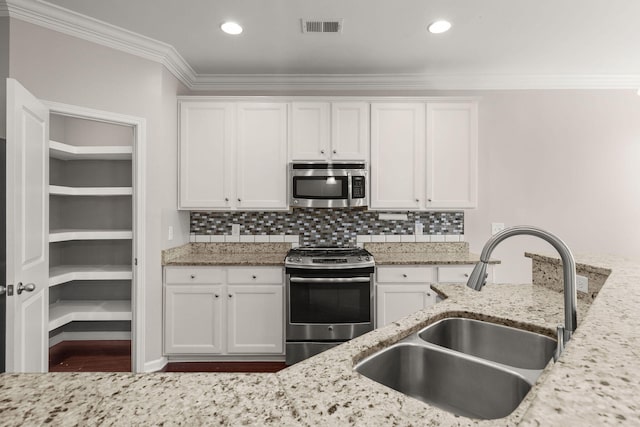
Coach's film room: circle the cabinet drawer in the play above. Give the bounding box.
[376,266,435,283]
[438,265,488,283]
[165,267,225,284]
[227,267,283,284]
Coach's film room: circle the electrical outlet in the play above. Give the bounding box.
[576,274,589,293]
[168,226,174,241]
[491,223,505,235]
[231,224,240,236]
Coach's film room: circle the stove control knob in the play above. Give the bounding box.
[364,256,371,261]
[357,256,362,261]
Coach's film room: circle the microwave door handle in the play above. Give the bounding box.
[347,171,353,207]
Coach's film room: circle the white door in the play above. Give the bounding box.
[376,284,436,327]
[236,103,288,210]
[164,284,224,354]
[226,284,283,354]
[331,102,369,161]
[178,101,235,209]
[290,102,330,160]
[425,102,478,209]
[370,103,425,209]
[5,79,49,372]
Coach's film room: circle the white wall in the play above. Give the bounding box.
[8,18,189,369]
[465,90,640,284]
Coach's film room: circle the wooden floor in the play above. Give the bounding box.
[49,340,132,372]
[49,341,286,373]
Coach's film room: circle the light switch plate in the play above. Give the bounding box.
[491,223,505,235]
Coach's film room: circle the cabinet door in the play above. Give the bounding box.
[370,103,425,209]
[164,284,224,354]
[331,102,369,161]
[376,284,436,327]
[179,102,234,209]
[236,103,288,210]
[426,102,478,209]
[226,284,284,354]
[290,102,330,160]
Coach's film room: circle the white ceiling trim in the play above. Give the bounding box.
[4,0,640,91]
[191,73,640,91]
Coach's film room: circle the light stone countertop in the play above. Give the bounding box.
[2,253,638,426]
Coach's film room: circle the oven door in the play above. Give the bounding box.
[286,272,374,341]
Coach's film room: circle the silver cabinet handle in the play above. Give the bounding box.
[17,282,36,295]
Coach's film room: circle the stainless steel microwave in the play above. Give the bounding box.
[289,162,368,208]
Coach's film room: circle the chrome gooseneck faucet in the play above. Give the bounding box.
[466,226,577,360]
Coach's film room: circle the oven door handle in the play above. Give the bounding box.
[289,276,371,283]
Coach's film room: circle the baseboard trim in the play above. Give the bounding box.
[143,357,168,373]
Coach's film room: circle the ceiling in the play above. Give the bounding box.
[7,0,640,90]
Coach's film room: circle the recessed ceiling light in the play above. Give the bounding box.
[221,21,243,35]
[428,20,451,34]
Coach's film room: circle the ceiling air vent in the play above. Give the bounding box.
[301,19,343,33]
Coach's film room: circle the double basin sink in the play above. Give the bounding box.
[354,317,557,420]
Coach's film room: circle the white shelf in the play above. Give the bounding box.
[49,300,132,331]
[50,185,132,196]
[50,140,132,160]
[49,265,133,287]
[49,229,133,242]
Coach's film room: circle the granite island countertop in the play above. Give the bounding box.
[2,253,639,426]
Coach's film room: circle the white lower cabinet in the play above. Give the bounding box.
[377,284,436,327]
[375,266,437,327]
[164,266,284,356]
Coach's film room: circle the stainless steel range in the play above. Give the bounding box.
[284,247,375,365]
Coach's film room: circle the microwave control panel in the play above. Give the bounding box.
[352,176,366,198]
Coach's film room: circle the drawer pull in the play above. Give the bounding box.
[214,294,219,298]
[402,274,408,278]
[252,275,257,279]
[464,273,469,278]
[190,274,196,279]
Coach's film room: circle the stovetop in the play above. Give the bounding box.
[285,246,374,269]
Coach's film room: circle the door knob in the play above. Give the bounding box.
[17,282,36,295]
[0,285,5,295]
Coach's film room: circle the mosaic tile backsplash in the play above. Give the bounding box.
[191,209,464,247]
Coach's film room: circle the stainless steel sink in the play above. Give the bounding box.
[354,317,557,419]
[354,343,532,420]
[418,317,556,370]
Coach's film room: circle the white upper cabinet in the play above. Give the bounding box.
[236,103,288,209]
[370,103,425,209]
[290,101,369,161]
[331,102,369,160]
[426,102,478,209]
[179,101,234,209]
[178,100,288,210]
[370,100,478,210]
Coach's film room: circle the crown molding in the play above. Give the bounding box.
[4,0,196,86]
[3,0,639,91]
[189,73,640,91]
